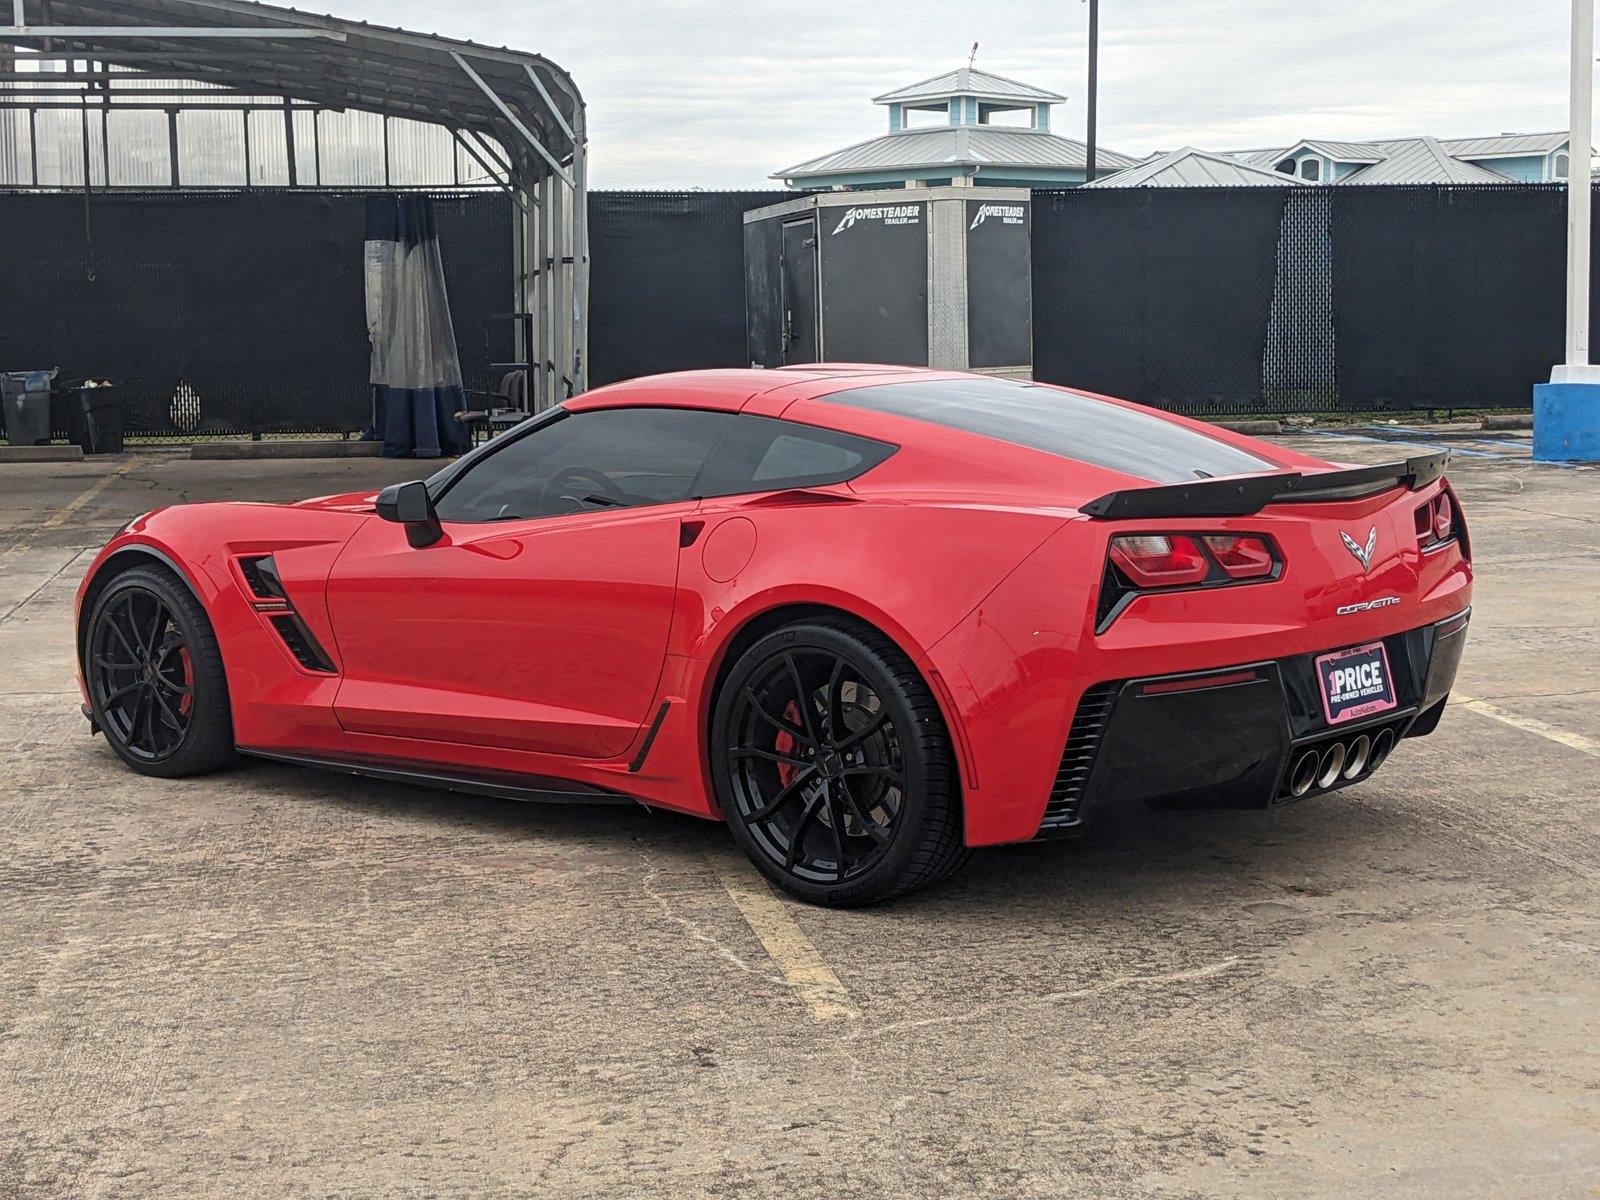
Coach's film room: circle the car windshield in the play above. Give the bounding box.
[822,377,1275,483]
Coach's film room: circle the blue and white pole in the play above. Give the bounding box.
[1536,0,1600,461]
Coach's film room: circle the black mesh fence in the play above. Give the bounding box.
[0,184,1573,436]
[586,190,785,387]
[1032,183,1573,413]
[1330,185,1567,409]
[1032,187,1292,412]
[0,189,511,439]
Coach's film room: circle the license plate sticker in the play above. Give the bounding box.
[1315,641,1398,725]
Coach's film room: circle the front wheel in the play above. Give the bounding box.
[710,617,970,907]
[84,564,237,778]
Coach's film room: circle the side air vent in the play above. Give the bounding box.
[268,614,336,674]
[239,554,287,601]
[1039,682,1118,831]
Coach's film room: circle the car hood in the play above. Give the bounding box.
[291,490,380,513]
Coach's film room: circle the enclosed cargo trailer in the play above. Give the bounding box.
[744,187,1033,377]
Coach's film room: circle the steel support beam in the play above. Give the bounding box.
[465,128,516,183]
[532,174,550,411]
[571,103,588,393]
[449,50,572,189]
[282,95,295,185]
[523,64,573,144]
[0,26,347,41]
[451,128,503,185]
[550,166,568,400]
[450,128,527,210]
[0,100,319,110]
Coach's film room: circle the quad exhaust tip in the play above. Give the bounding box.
[1289,750,1320,797]
[1316,742,1347,790]
[1343,734,1372,780]
[1287,726,1397,799]
[1368,728,1396,772]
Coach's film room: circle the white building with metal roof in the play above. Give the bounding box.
[774,66,1136,191]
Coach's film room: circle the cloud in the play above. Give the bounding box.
[320,0,1572,187]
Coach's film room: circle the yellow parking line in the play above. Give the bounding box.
[1453,693,1600,758]
[705,847,857,1023]
[40,458,139,530]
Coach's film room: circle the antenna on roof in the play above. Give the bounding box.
[968,42,979,68]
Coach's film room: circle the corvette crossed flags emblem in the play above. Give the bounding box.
[1341,526,1378,572]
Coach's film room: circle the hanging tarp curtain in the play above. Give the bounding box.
[363,194,471,458]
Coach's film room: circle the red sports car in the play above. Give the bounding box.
[75,368,1472,906]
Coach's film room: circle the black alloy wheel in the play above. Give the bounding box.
[712,618,970,906]
[85,564,236,777]
[89,585,194,762]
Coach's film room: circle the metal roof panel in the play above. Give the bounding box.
[777,127,1136,179]
[873,66,1065,105]
[4,0,582,182]
[1334,137,1513,184]
[1082,147,1310,188]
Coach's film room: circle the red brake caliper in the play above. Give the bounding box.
[176,646,194,716]
[773,700,801,787]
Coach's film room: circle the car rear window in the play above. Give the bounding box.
[824,377,1274,483]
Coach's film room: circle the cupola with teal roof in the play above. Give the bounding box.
[877,66,1061,134]
[776,65,1136,191]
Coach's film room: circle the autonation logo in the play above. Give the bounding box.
[831,205,921,235]
[969,203,1025,230]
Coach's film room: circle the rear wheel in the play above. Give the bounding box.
[711,618,970,907]
[85,564,236,777]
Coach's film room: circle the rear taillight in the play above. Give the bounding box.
[1109,535,1209,587]
[1415,489,1460,552]
[1200,534,1277,580]
[1100,530,1281,630]
[1431,494,1453,541]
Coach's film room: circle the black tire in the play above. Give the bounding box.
[84,563,237,778]
[710,616,972,907]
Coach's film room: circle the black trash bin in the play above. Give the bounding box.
[68,384,123,454]
[1,369,56,447]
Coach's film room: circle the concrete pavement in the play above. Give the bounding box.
[1,437,1596,1199]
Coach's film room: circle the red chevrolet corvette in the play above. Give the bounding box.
[75,368,1471,905]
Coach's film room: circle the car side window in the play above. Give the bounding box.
[696,415,896,498]
[433,407,736,523]
[752,433,866,483]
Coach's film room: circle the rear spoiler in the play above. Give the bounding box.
[1079,452,1449,520]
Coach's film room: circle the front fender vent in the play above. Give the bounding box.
[236,554,337,675]
[239,554,287,602]
[268,614,337,674]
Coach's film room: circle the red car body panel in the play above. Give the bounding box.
[76,368,1472,847]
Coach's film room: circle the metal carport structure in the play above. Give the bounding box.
[1,0,587,406]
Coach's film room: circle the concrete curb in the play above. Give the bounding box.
[1212,419,1284,436]
[1480,413,1534,431]
[191,441,382,460]
[0,444,84,463]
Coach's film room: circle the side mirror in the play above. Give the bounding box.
[374,480,443,548]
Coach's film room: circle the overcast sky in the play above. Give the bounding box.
[330,0,1573,189]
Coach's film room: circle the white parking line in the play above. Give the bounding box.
[1453,692,1600,758]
